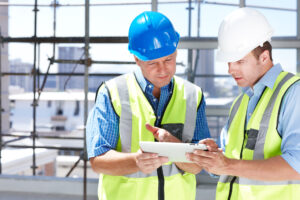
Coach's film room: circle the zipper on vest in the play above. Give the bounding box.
[155,89,173,200]
[157,166,165,200]
[133,73,174,200]
[227,128,247,200]
[227,176,236,200]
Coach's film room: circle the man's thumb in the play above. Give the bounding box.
[145,123,159,138]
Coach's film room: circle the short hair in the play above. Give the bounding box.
[252,41,273,61]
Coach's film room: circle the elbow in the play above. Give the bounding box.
[190,168,202,175]
[90,157,102,174]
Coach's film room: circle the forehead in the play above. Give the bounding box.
[244,52,256,60]
[146,51,176,62]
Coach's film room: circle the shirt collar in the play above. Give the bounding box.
[134,68,173,93]
[242,63,283,97]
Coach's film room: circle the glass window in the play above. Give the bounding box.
[255,8,296,37]
[56,5,84,36]
[9,43,34,68]
[9,6,34,37]
[272,49,296,73]
[90,4,150,37]
[36,7,55,37]
[246,0,296,10]
[199,4,237,37]
[159,2,238,37]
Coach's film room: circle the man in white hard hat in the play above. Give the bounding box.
[86,11,212,200]
[187,7,300,200]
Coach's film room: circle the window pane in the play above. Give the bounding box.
[158,3,191,37]
[9,6,34,37]
[56,6,84,36]
[9,43,34,66]
[159,3,238,37]
[199,4,237,37]
[90,4,150,37]
[256,8,296,37]
[273,49,296,73]
[246,0,296,10]
[37,7,54,37]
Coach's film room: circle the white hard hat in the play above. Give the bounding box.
[216,7,273,62]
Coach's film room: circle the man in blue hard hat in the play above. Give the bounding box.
[86,11,212,200]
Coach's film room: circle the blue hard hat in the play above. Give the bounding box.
[128,11,180,61]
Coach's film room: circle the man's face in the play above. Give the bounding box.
[135,51,177,89]
[228,52,265,88]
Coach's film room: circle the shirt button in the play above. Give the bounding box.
[157,116,161,119]
[153,99,157,102]
[148,85,152,88]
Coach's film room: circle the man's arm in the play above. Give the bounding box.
[90,149,168,176]
[90,150,139,176]
[188,148,300,181]
[87,86,167,176]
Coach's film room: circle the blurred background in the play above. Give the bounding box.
[0,0,298,199]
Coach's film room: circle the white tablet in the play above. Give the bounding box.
[139,141,207,163]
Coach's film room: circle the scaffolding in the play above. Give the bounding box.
[0,1,300,200]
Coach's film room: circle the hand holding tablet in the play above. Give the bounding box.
[139,141,207,163]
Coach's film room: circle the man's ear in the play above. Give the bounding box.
[134,56,140,65]
[259,50,270,63]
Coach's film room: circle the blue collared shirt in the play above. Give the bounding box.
[86,69,211,159]
[220,64,300,173]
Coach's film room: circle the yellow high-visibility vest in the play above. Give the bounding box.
[97,73,203,200]
[217,72,300,200]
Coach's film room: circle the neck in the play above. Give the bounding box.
[152,87,161,99]
[251,61,274,89]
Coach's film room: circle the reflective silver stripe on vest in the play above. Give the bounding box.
[228,94,244,129]
[253,73,294,160]
[218,95,244,184]
[219,174,236,183]
[125,164,182,178]
[114,74,133,153]
[237,177,300,185]
[182,79,198,143]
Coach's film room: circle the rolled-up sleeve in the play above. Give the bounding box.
[86,85,119,159]
[279,82,300,174]
[192,96,211,143]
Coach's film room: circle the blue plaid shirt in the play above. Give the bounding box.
[86,69,211,159]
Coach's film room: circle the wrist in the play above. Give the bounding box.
[224,157,236,175]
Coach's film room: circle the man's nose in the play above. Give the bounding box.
[228,62,237,75]
[157,62,166,73]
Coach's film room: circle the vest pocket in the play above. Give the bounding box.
[161,123,184,140]
[245,129,259,150]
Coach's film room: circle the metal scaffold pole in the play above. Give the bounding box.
[83,0,90,199]
[31,0,39,176]
[0,29,2,174]
[187,0,194,82]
